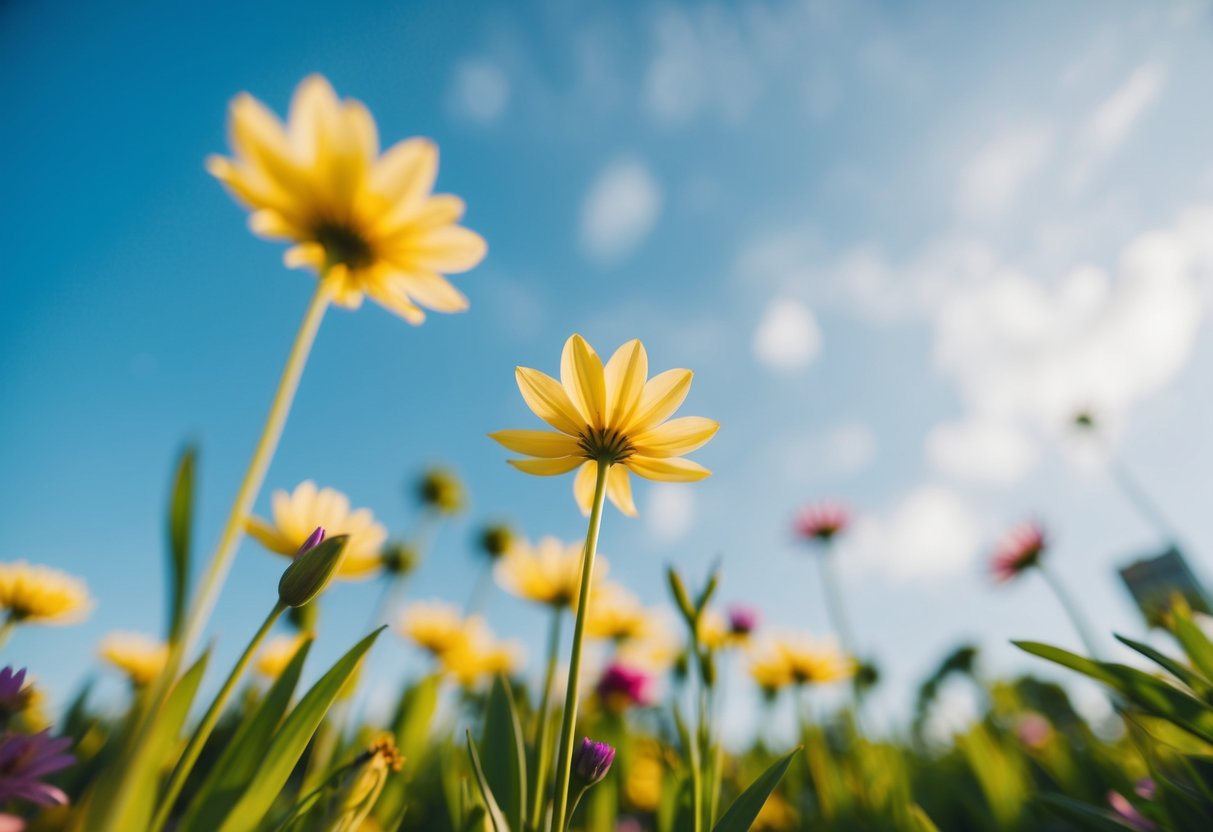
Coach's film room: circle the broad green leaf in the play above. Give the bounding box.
[711,747,799,832]
[177,637,313,832]
[1037,793,1143,831]
[166,446,196,644]
[907,804,942,832]
[466,729,511,832]
[1116,634,1213,698]
[1013,641,1116,686]
[481,676,527,831]
[1172,609,1213,683]
[213,627,383,832]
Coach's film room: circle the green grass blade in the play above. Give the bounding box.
[907,804,942,832]
[166,446,196,644]
[212,627,384,832]
[1037,793,1143,830]
[177,637,313,832]
[1116,634,1213,696]
[466,728,511,832]
[481,675,527,831]
[711,747,799,832]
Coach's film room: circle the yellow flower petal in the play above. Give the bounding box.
[287,74,340,162]
[490,430,583,458]
[381,270,469,313]
[515,367,584,436]
[246,515,291,555]
[573,461,599,515]
[606,465,638,517]
[628,369,693,434]
[626,455,711,482]
[604,340,648,429]
[507,457,584,476]
[561,334,607,428]
[370,137,437,210]
[631,417,720,459]
[382,226,487,274]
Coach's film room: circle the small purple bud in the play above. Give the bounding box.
[1135,779,1157,801]
[572,737,615,787]
[297,527,326,557]
[728,605,759,636]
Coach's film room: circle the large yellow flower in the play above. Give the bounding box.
[398,600,479,658]
[494,537,607,609]
[208,74,486,323]
[0,562,92,624]
[491,334,719,516]
[773,635,853,686]
[100,632,168,687]
[247,481,386,580]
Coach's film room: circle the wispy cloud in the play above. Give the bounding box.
[447,58,511,123]
[579,158,663,265]
[955,124,1053,218]
[752,297,822,372]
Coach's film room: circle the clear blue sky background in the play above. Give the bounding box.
[5,0,1213,739]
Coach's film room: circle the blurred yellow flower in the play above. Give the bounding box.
[624,741,665,812]
[440,622,523,688]
[100,632,168,687]
[247,481,386,580]
[208,74,486,323]
[399,600,479,658]
[698,610,733,651]
[255,634,308,679]
[754,791,797,831]
[774,635,853,686]
[0,562,92,625]
[748,646,795,696]
[584,583,648,643]
[491,334,719,516]
[495,537,606,609]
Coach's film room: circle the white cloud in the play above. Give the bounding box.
[780,423,877,484]
[1080,62,1166,156]
[842,485,985,580]
[579,159,663,265]
[448,59,511,123]
[646,484,696,543]
[752,297,822,372]
[926,419,1039,484]
[955,125,1053,218]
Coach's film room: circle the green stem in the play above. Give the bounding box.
[0,614,15,651]
[565,785,591,831]
[551,461,610,832]
[817,548,865,727]
[1038,562,1101,659]
[149,600,286,832]
[528,608,564,831]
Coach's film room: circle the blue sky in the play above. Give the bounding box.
[5,0,1213,739]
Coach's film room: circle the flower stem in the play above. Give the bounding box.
[528,608,563,831]
[1038,562,1101,659]
[551,461,610,832]
[0,614,15,651]
[149,600,286,832]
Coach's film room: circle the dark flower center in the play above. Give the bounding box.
[578,427,634,464]
[315,222,375,271]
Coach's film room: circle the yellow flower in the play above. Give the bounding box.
[495,537,606,609]
[100,632,168,687]
[208,74,486,323]
[255,634,308,679]
[247,481,387,580]
[624,741,665,811]
[439,621,523,688]
[584,583,648,642]
[491,334,719,516]
[772,635,853,686]
[754,791,797,831]
[748,646,795,696]
[616,614,682,674]
[0,561,92,624]
[697,610,733,651]
[398,600,479,658]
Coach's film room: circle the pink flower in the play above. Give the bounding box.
[0,730,74,807]
[1107,790,1155,831]
[990,520,1046,583]
[794,502,849,544]
[0,814,24,832]
[728,606,759,637]
[1014,713,1052,750]
[596,663,651,711]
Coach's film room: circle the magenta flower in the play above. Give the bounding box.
[596,662,651,711]
[1107,790,1156,831]
[296,526,326,557]
[990,520,1046,583]
[728,606,759,637]
[794,502,849,544]
[0,730,74,807]
[571,737,615,786]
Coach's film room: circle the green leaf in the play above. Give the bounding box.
[1172,608,1213,683]
[1037,793,1142,831]
[907,804,942,832]
[1116,634,1213,697]
[465,728,511,832]
[480,676,527,831]
[212,627,383,832]
[166,446,196,643]
[1013,641,1115,685]
[177,637,313,832]
[711,747,799,832]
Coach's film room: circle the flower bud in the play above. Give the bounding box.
[478,523,515,560]
[380,541,419,576]
[666,567,695,623]
[572,737,615,787]
[326,736,404,832]
[278,533,348,608]
[416,468,466,515]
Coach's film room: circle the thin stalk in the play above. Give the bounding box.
[0,614,15,651]
[1038,562,1101,659]
[816,548,865,727]
[528,608,564,831]
[551,461,610,831]
[150,600,286,832]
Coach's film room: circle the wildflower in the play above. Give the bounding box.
[278,531,348,607]
[99,632,168,687]
[0,729,74,806]
[585,583,648,643]
[255,634,308,679]
[491,334,719,516]
[623,742,664,811]
[990,520,1046,583]
[748,647,794,698]
[616,616,682,673]
[0,669,32,726]
[571,738,615,787]
[495,537,606,609]
[596,662,651,711]
[1107,790,1156,831]
[697,610,732,651]
[728,605,759,638]
[399,601,479,659]
[773,636,852,686]
[477,523,516,561]
[0,562,92,625]
[1015,713,1052,751]
[439,623,522,688]
[793,502,848,544]
[208,74,486,323]
[326,736,404,832]
[248,481,386,580]
[416,468,466,515]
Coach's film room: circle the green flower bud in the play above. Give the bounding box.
[477,523,515,560]
[278,534,349,608]
[326,736,404,831]
[666,567,695,624]
[381,541,419,576]
[416,467,466,515]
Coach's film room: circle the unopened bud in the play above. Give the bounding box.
[381,541,419,576]
[572,737,615,787]
[478,523,515,560]
[326,735,404,831]
[278,534,348,607]
[667,567,695,623]
[416,468,466,515]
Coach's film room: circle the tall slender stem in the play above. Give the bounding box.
[816,548,855,660]
[150,601,286,832]
[0,614,14,651]
[1038,562,1101,659]
[528,608,564,831]
[552,461,610,831]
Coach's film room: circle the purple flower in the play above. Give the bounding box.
[0,669,30,722]
[0,730,74,806]
[572,737,615,786]
[1135,779,1156,801]
[297,526,326,557]
[1107,790,1156,831]
[728,606,759,637]
[596,663,651,711]
[794,502,849,544]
